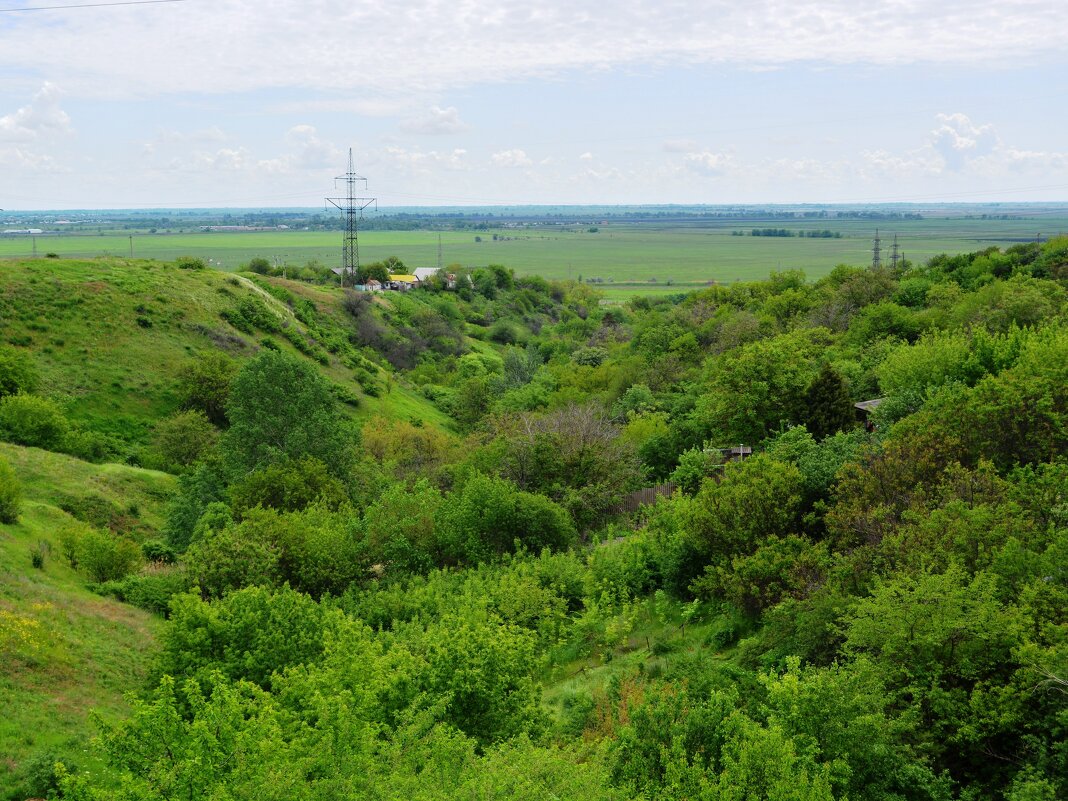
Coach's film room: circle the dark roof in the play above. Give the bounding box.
[854,398,885,413]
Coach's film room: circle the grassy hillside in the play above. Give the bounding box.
[0,442,175,795]
[0,257,452,450]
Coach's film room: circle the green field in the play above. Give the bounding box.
[3,214,1064,285]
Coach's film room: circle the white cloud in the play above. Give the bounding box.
[931,113,999,171]
[0,83,71,142]
[579,152,593,161]
[683,150,733,175]
[382,145,470,174]
[401,105,469,135]
[492,148,533,168]
[195,147,251,171]
[0,2,1064,100]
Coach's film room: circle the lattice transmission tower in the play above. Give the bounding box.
[326,149,376,286]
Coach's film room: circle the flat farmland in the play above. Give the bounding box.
[2,213,1064,284]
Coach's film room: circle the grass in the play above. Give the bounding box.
[0,258,454,447]
[540,596,737,727]
[3,213,1064,285]
[0,442,175,795]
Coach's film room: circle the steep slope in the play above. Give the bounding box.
[0,442,175,794]
[0,257,452,450]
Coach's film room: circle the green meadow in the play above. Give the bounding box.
[3,213,1064,285]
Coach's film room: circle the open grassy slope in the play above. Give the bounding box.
[0,257,452,448]
[0,442,175,794]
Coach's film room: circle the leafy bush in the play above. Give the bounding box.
[438,472,576,563]
[184,513,282,599]
[177,351,237,426]
[571,346,609,367]
[94,567,190,615]
[176,255,206,269]
[75,527,142,583]
[62,428,119,463]
[0,393,70,450]
[230,455,348,515]
[0,456,21,523]
[0,346,38,398]
[141,538,177,564]
[153,409,218,470]
[156,585,332,687]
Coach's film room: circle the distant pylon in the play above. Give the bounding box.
[890,234,899,270]
[326,149,376,286]
[872,229,882,270]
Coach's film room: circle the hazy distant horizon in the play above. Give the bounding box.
[4,201,1068,217]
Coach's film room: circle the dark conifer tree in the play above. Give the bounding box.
[803,362,854,439]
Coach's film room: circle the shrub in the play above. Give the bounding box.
[77,527,142,583]
[571,346,609,367]
[0,457,21,523]
[153,409,218,470]
[0,346,38,398]
[185,513,281,598]
[230,455,348,515]
[489,320,521,345]
[177,351,237,426]
[31,540,47,569]
[176,255,206,270]
[0,393,70,450]
[19,748,73,800]
[94,567,190,615]
[142,538,177,564]
[62,428,118,462]
[58,493,125,532]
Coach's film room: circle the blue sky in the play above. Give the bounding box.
[1,0,1066,208]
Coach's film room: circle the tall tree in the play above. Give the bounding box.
[222,350,352,478]
[803,362,854,440]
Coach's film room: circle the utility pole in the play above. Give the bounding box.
[872,228,881,270]
[890,234,899,270]
[325,149,376,287]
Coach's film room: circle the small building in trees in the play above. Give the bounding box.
[388,274,419,291]
[854,398,885,431]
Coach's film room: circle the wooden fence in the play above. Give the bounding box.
[613,482,678,515]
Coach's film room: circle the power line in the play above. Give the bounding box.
[0,0,185,13]
[325,149,375,286]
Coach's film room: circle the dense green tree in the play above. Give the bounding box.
[229,455,348,515]
[152,409,218,470]
[363,479,442,574]
[184,512,282,599]
[680,454,804,571]
[176,351,236,426]
[802,362,855,440]
[438,472,575,563]
[223,350,353,477]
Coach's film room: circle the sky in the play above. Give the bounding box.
[0,0,1066,209]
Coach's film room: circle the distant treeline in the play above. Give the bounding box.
[734,229,843,238]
